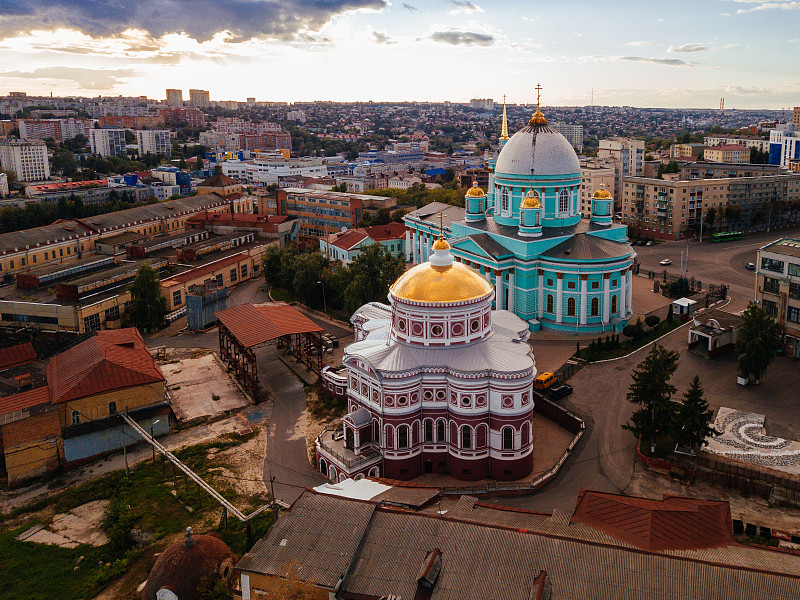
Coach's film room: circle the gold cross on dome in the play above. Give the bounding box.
[535,83,543,110]
[438,211,444,238]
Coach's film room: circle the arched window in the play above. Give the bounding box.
[437,420,446,442]
[534,211,540,226]
[567,297,576,316]
[108,402,117,416]
[461,426,472,449]
[502,426,514,450]
[368,467,380,477]
[501,187,509,212]
[328,465,336,480]
[559,189,569,213]
[398,425,409,449]
[612,294,618,314]
[546,294,554,313]
[319,458,327,475]
[522,422,531,446]
[424,419,433,443]
[385,425,394,449]
[373,420,380,444]
[71,410,80,425]
[591,297,600,316]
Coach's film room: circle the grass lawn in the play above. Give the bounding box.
[0,431,273,600]
[578,318,686,362]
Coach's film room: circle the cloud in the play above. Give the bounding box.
[429,30,494,46]
[0,0,388,42]
[732,0,800,13]
[402,3,418,12]
[1,66,135,89]
[448,0,484,14]
[627,41,654,46]
[619,56,693,66]
[668,43,710,52]
[372,30,394,44]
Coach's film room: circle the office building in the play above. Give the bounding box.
[756,237,800,358]
[166,89,183,106]
[89,128,126,157]
[599,137,645,200]
[136,129,171,156]
[0,140,50,182]
[189,89,210,108]
[769,124,800,168]
[703,144,747,164]
[550,121,584,152]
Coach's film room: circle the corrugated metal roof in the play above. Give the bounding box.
[46,328,165,405]
[541,233,632,261]
[0,386,50,418]
[215,303,323,349]
[0,342,38,371]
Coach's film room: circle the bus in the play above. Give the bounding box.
[711,231,743,243]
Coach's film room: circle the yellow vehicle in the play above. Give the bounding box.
[534,372,557,390]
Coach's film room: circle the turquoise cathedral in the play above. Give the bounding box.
[403,96,635,333]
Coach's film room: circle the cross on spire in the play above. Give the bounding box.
[438,211,444,239]
[535,83,543,111]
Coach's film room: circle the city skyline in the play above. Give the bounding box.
[0,1,799,108]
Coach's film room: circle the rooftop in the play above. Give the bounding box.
[215,302,323,349]
[762,238,800,259]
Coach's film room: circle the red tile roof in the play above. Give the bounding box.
[0,342,38,371]
[0,386,50,418]
[364,222,407,241]
[215,303,323,349]
[331,229,370,251]
[571,490,734,552]
[46,328,165,405]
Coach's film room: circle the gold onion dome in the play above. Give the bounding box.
[529,106,548,125]
[521,190,541,209]
[432,237,451,250]
[390,261,493,303]
[592,185,612,199]
[465,181,485,197]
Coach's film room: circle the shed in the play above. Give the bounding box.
[672,297,698,318]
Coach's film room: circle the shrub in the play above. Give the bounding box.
[645,315,661,328]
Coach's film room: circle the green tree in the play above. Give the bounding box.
[52,148,78,176]
[622,343,680,451]
[672,375,719,450]
[343,243,404,314]
[292,251,330,308]
[736,302,781,382]
[128,264,167,333]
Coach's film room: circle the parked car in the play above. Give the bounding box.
[548,383,573,401]
[646,240,654,246]
[745,262,755,270]
[660,258,672,266]
[534,371,557,390]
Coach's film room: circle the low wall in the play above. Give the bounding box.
[696,451,800,505]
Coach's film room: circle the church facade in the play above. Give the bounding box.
[403,102,635,333]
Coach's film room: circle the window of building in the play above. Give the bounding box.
[559,189,569,213]
[71,410,80,425]
[216,274,223,286]
[763,299,779,317]
[437,420,446,442]
[591,297,600,316]
[108,402,117,415]
[502,426,514,451]
[83,313,101,332]
[398,425,409,449]
[788,263,800,277]
[501,187,509,213]
[171,290,182,307]
[567,297,575,316]
[240,263,248,279]
[790,283,800,300]
[591,281,599,290]
[461,426,472,449]
[567,281,575,290]
[230,268,237,282]
[612,295,618,314]
[546,294,554,313]
[763,277,780,294]
[761,257,785,273]
[104,305,119,320]
[424,420,433,443]
[788,306,800,324]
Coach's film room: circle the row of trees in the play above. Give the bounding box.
[262,243,405,316]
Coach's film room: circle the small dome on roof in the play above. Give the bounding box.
[521,190,541,209]
[465,181,485,197]
[592,184,612,200]
[432,237,450,251]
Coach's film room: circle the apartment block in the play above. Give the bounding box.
[756,238,800,358]
[18,118,92,142]
[89,128,126,158]
[160,107,204,127]
[670,143,704,158]
[703,135,770,153]
[0,172,8,197]
[599,138,645,199]
[579,157,616,216]
[189,89,210,108]
[166,89,183,106]
[136,129,171,156]
[793,107,799,126]
[703,144,747,164]
[97,115,163,129]
[621,170,800,240]
[550,121,584,152]
[0,140,50,182]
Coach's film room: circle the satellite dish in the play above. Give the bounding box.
[341,226,347,232]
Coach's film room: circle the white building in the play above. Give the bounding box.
[770,125,800,169]
[136,129,171,156]
[580,157,616,216]
[0,140,50,182]
[704,135,770,153]
[166,89,183,106]
[222,157,328,185]
[550,121,584,152]
[0,172,8,197]
[189,89,210,108]
[89,129,127,157]
[599,138,645,199]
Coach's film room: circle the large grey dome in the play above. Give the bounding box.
[495,124,580,177]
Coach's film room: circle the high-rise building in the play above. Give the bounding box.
[17,118,92,142]
[579,157,616,216]
[0,140,51,182]
[769,124,800,168]
[89,128,127,157]
[160,107,205,127]
[189,89,210,108]
[166,89,183,106]
[246,97,256,105]
[550,121,584,152]
[794,106,800,126]
[469,98,494,110]
[0,172,8,197]
[136,129,171,156]
[599,138,645,200]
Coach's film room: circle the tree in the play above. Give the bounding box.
[736,302,781,382]
[644,314,660,328]
[622,343,680,451]
[666,303,674,323]
[128,264,167,333]
[672,376,719,450]
[343,243,404,314]
[292,251,330,308]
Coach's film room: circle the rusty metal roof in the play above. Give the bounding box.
[0,386,50,420]
[215,303,323,349]
[0,342,38,371]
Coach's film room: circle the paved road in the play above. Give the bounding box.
[634,226,800,313]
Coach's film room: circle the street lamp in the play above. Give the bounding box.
[317,280,327,314]
[150,419,160,463]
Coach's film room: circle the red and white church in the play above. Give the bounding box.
[317,235,538,482]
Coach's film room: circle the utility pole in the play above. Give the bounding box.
[699,202,704,242]
[121,422,129,476]
[269,475,278,520]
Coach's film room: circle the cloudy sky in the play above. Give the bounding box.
[0,0,798,108]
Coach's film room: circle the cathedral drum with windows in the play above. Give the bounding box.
[316,238,537,482]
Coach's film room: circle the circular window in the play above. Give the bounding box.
[431,324,443,336]
[461,397,470,406]
[424,390,433,400]
[436,390,446,400]
[470,320,480,332]
[398,396,407,405]
[452,323,463,336]
[398,320,406,332]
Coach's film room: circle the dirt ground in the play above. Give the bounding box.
[304,386,343,468]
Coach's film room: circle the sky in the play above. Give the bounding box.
[0,0,799,108]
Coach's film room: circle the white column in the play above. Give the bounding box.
[412,231,419,264]
[556,275,563,323]
[619,269,627,318]
[508,270,515,313]
[495,271,503,310]
[538,272,544,318]
[580,276,587,325]
[603,275,611,324]
[625,269,632,315]
[423,234,430,262]
[405,229,411,262]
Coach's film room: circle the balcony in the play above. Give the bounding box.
[316,428,381,469]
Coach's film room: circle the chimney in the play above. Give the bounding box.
[413,549,442,600]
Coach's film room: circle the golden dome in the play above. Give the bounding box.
[390,261,493,303]
[521,190,541,209]
[465,181,485,197]
[528,107,548,125]
[592,185,612,200]
[432,237,450,250]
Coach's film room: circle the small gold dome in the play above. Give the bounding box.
[390,261,493,303]
[465,181,485,197]
[432,237,450,250]
[521,190,541,209]
[528,107,548,125]
[592,185,612,200]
